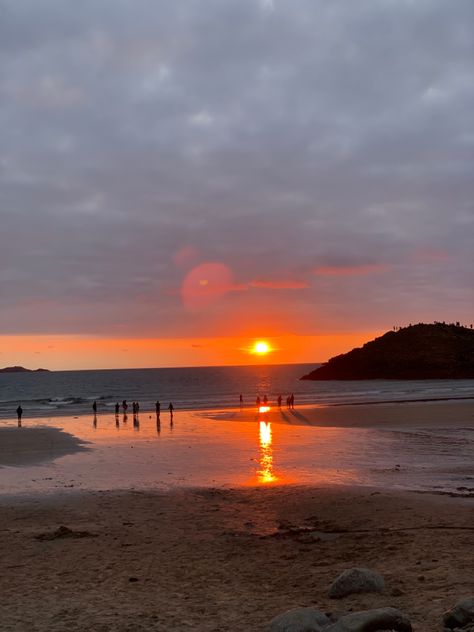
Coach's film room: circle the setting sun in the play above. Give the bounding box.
[252,340,271,355]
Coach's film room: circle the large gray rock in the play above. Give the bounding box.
[329,568,385,599]
[324,607,412,632]
[443,597,474,629]
[269,607,330,632]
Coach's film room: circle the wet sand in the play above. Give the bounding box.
[0,485,473,632]
[203,399,474,429]
[0,426,89,467]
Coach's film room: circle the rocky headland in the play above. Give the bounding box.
[302,323,474,380]
[0,366,49,373]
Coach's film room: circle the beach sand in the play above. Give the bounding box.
[0,402,473,631]
[0,485,473,631]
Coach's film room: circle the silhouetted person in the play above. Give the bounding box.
[263,394,268,406]
[239,394,243,408]
[290,393,295,409]
[115,402,120,415]
[155,400,161,415]
[277,394,282,408]
[92,400,97,413]
[256,395,261,408]
[136,401,140,413]
[132,401,136,414]
[122,400,128,412]
[168,402,174,418]
[16,405,23,422]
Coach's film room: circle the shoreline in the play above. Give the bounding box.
[0,484,472,631]
[201,398,474,429]
[0,400,473,497]
[1,390,474,422]
[2,396,474,427]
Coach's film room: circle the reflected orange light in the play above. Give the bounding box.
[258,405,270,413]
[258,421,278,484]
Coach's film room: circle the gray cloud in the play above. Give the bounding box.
[0,0,473,336]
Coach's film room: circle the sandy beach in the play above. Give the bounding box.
[0,485,473,631]
[0,401,473,631]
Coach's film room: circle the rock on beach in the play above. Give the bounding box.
[269,606,330,632]
[324,607,412,631]
[443,597,474,629]
[328,567,385,599]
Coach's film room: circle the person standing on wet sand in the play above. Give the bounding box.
[16,405,23,424]
[155,400,161,415]
[239,394,243,408]
[168,402,174,417]
[92,401,97,413]
[115,402,120,415]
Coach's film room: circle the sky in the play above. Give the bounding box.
[1,0,473,369]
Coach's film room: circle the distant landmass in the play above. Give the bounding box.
[301,323,474,380]
[0,366,50,373]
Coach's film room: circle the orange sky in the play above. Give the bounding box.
[0,332,382,371]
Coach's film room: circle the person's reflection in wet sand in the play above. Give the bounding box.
[115,414,120,428]
[17,418,22,428]
[133,414,140,431]
[123,413,128,424]
[156,417,161,435]
[93,414,97,428]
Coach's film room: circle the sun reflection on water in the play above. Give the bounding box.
[258,421,278,484]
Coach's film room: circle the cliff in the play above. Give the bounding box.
[301,323,474,380]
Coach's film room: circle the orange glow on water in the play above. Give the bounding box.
[258,421,277,484]
[258,405,270,413]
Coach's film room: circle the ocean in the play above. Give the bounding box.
[1,363,474,419]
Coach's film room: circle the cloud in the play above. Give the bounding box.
[249,279,309,289]
[313,264,389,277]
[0,0,472,336]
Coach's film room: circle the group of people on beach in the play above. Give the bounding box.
[244,393,295,410]
[91,399,176,418]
